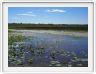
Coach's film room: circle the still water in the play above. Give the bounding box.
[8,30,88,67]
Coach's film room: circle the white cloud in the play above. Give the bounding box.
[47,9,66,13]
[17,12,36,16]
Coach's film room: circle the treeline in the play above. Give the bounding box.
[8,23,88,31]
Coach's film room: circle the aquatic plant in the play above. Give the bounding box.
[50,50,57,59]
[71,52,76,56]
[73,56,78,60]
[55,63,62,67]
[8,40,26,66]
[29,48,34,54]
[16,59,23,65]
[8,29,13,33]
[36,48,45,55]
[62,61,68,66]
[68,64,72,67]
[8,29,88,67]
[57,49,68,56]
[8,55,16,62]
[77,63,82,67]
[28,58,33,64]
[49,60,62,67]
[72,36,81,39]
[8,35,27,45]
[8,49,16,57]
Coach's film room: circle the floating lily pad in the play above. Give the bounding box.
[49,60,62,67]
[16,60,23,65]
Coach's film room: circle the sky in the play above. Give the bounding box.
[8,7,88,24]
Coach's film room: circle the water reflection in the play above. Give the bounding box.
[8,32,88,67]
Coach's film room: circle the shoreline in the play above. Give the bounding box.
[9,29,88,37]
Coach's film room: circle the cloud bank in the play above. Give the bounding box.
[47,9,66,13]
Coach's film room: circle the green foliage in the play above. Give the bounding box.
[49,60,62,67]
[8,29,13,32]
[28,59,33,64]
[8,35,26,45]
[8,49,16,57]
[8,23,88,31]
[36,47,45,55]
[16,60,23,65]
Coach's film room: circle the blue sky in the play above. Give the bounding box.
[8,7,88,24]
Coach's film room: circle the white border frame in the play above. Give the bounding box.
[2,73,94,74]
[0,1,2,73]
[2,2,94,73]
[94,0,96,72]
[2,0,95,2]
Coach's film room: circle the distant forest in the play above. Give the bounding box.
[8,23,88,31]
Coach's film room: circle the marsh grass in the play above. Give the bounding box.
[8,29,13,33]
[8,35,27,45]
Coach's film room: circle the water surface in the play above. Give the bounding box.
[8,30,88,67]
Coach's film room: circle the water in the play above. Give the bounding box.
[8,30,88,67]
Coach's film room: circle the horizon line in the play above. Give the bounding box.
[8,23,88,25]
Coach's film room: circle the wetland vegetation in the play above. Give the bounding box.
[8,23,88,67]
